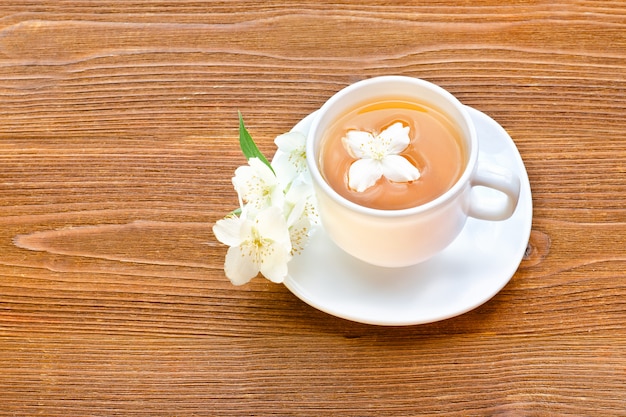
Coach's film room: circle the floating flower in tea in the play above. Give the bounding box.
[342,122,421,192]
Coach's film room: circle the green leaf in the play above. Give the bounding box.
[238,111,274,173]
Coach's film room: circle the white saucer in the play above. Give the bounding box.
[283,106,533,326]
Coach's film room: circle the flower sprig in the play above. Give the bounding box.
[212,113,318,285]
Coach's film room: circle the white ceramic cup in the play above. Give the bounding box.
[306,76,521,267]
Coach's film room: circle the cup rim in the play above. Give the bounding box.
[306,75,478,218]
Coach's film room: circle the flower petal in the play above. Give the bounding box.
[272,131,308,185]
[212,215,243,247]
[348,158,384,192]
[381,155,421,183]
[378,122,411,154]
[274,131,305,153]
[342,130,376,159]
[259,244,291,283]
[255,206,291,248]
[247,157,277,183]
[232,157,282,214]
[224,245,259,285]
[285,190,306,227]
[271,152,296,185]
[232,158,275,194]
[288,216,311,256]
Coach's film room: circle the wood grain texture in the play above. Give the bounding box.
[1,1,625,415]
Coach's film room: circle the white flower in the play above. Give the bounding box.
[212,206,292,285]
[232,157,284,214]
[284,175,319,227]
[342,122,421,192]
[214,125,321,286]
[272,131,307,186]
[283,176,318,255]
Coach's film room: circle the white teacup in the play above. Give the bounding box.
[306,76,521,267]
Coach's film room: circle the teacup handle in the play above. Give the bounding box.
[467,163,521,221]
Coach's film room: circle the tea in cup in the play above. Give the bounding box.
[306,76,521,267]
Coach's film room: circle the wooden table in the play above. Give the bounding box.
[1,1,625,415]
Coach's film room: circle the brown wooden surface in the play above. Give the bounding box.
[1,1,625,416]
